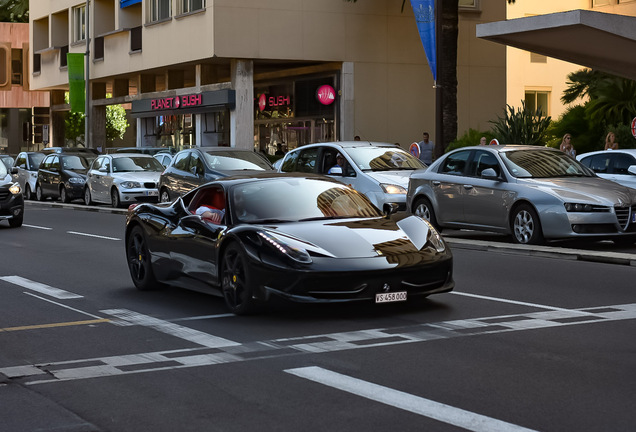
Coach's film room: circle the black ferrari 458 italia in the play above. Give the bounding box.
[125,172,454,314]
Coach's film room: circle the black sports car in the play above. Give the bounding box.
[125,173,454,314]
[0,162,24,228]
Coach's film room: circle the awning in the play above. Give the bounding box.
[476,9,636,81]
[121,0,142,8]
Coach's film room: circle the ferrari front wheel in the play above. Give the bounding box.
[126,225,160,290]
[221,243,259,315]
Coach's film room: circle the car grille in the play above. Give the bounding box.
[0,189,9,201]
[144,182,156,188]
[615,205,634,230]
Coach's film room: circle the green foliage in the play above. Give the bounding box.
[446,128,495,152]
[0,0,28,23]
[605,124,636,150]
[489,101,551,146]
[544,105,604,154]
[586,78,636,127]
[64,93,130,145]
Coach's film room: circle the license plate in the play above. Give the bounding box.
[145,190,159,196]
[375,291,407,303]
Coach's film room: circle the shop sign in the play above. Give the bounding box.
[316,85,336,105]
[258,93,292,111]
[151,94,203,111]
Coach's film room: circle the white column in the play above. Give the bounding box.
[230,59,254,150]
[340,62,355,141]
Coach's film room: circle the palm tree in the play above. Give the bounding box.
[0,0,29,23]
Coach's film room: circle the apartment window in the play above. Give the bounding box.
[11,49,22,85]
[459,0,480,10]
[73,5,86,42]
[149,0,171,22]
[525,90,550,116]
[179,0,205,14]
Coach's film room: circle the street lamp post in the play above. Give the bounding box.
[84,0,91,148]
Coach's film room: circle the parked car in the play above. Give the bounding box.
[158,147,274,202]
[577,149,636,189]
[125,173,453,314]
[13,151,46,200]
[84,153,164,208]
[112,146,177,156]
[154,152,173,168]
[35,153,90,203]
[278,141,426,211]
[0,154,15,170]
[407,145,636,245]
[0,162,24,228]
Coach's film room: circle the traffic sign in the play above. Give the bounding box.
[490,138,500,146]
[409,142,421,158]
[631,117,636,138]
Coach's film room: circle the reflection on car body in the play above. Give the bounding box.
[126,173,453,315]
[407,145,636,245]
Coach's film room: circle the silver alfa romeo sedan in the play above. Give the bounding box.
[406,145,636,245]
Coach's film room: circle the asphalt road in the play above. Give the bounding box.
[0,202,634,431]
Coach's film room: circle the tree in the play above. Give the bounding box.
[65,93,130,147]
[0,0,29,23]
[345,1,516,156]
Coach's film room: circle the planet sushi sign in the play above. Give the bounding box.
[316,85,336,105]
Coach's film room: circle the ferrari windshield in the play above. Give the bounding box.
[231,178,382,223]
[501,149,595,178]
[345,147,426,171]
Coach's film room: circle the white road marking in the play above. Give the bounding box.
[170,314,235,322]
[101,309,241,348]
[67,231,121,241]
[23,292,102,319]
[3,302,635,386]
[0,276,83,299]
[451,291,586,313]
[285,366,538,432]
[22,224,52,230]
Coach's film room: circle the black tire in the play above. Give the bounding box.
[511,203,544,245]
[24,184,33,201]
[111,188,121,208]
[35,184,44,201]
[413,197,441,231]
[221,243,259,315]
[8,214,23,228]
[60,186,70,203]
[126,225,160,291]
[160,188,171,203]
[84,187,92,206]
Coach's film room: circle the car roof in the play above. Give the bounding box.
[106,153,156,158]
[293,141,401,150]
[578,149,636,158]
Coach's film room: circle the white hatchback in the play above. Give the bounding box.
[577,149,636,189]
[84,153,164,208]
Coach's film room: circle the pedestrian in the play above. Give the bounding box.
[560,133,576,157]
[417,132,434,165]
[354,135,361,141]
[479,136,487,146]
[604,132,619,150]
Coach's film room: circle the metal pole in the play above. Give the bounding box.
[84,0,91,149]
[434,0,443,160]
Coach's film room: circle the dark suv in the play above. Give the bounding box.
[158,147,273,202]
[36,153,91,203]
[0,162,24,228]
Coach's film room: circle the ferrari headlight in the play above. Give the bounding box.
[120,181,141,189]
[257,231,312,264]
[9,182,21,195]
[423,219,445,253]
[380,183,407,194]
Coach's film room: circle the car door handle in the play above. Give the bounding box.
[463,185,474,190]
[432,181,441,186]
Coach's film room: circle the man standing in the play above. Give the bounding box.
[418,132,434,165]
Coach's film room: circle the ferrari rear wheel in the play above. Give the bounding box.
[221,243,259,315]
[126,225,160,290]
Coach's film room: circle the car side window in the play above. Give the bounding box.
[15,155,26,169]
[173,152,190,172]
[91,158,102,171]
[296,148,319,173]
[585,155,609,174]
[440,151,471,176]
[610,153,636,175]
[471,151,500,177]
[280,151,299,172]
[41,156,52,169]
[321,149,339,174]
[190,152,205,176]
[51,156,60,171]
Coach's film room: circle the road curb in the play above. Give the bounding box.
[25,201,636,266]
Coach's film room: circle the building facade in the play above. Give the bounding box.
[29,0,507,154]
[0,22,50,155]
[506,0,636,120]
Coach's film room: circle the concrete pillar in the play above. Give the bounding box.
[90,82,107,151]
[230,59,253,150]
[340,62,354,141]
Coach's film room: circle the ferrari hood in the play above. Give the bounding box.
[263,216,435,259]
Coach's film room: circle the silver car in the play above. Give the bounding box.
[84,153,164,208]
[278,141,426,211]
[13,151,45,200]
[577,149,636,189]
[407,145,636,245]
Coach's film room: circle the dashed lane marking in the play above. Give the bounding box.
[2,302,635,386]
[22,224,53,230]
[67,231,121,241]
[285,366,538,432]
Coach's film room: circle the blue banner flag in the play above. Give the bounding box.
[410,0,436,81]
